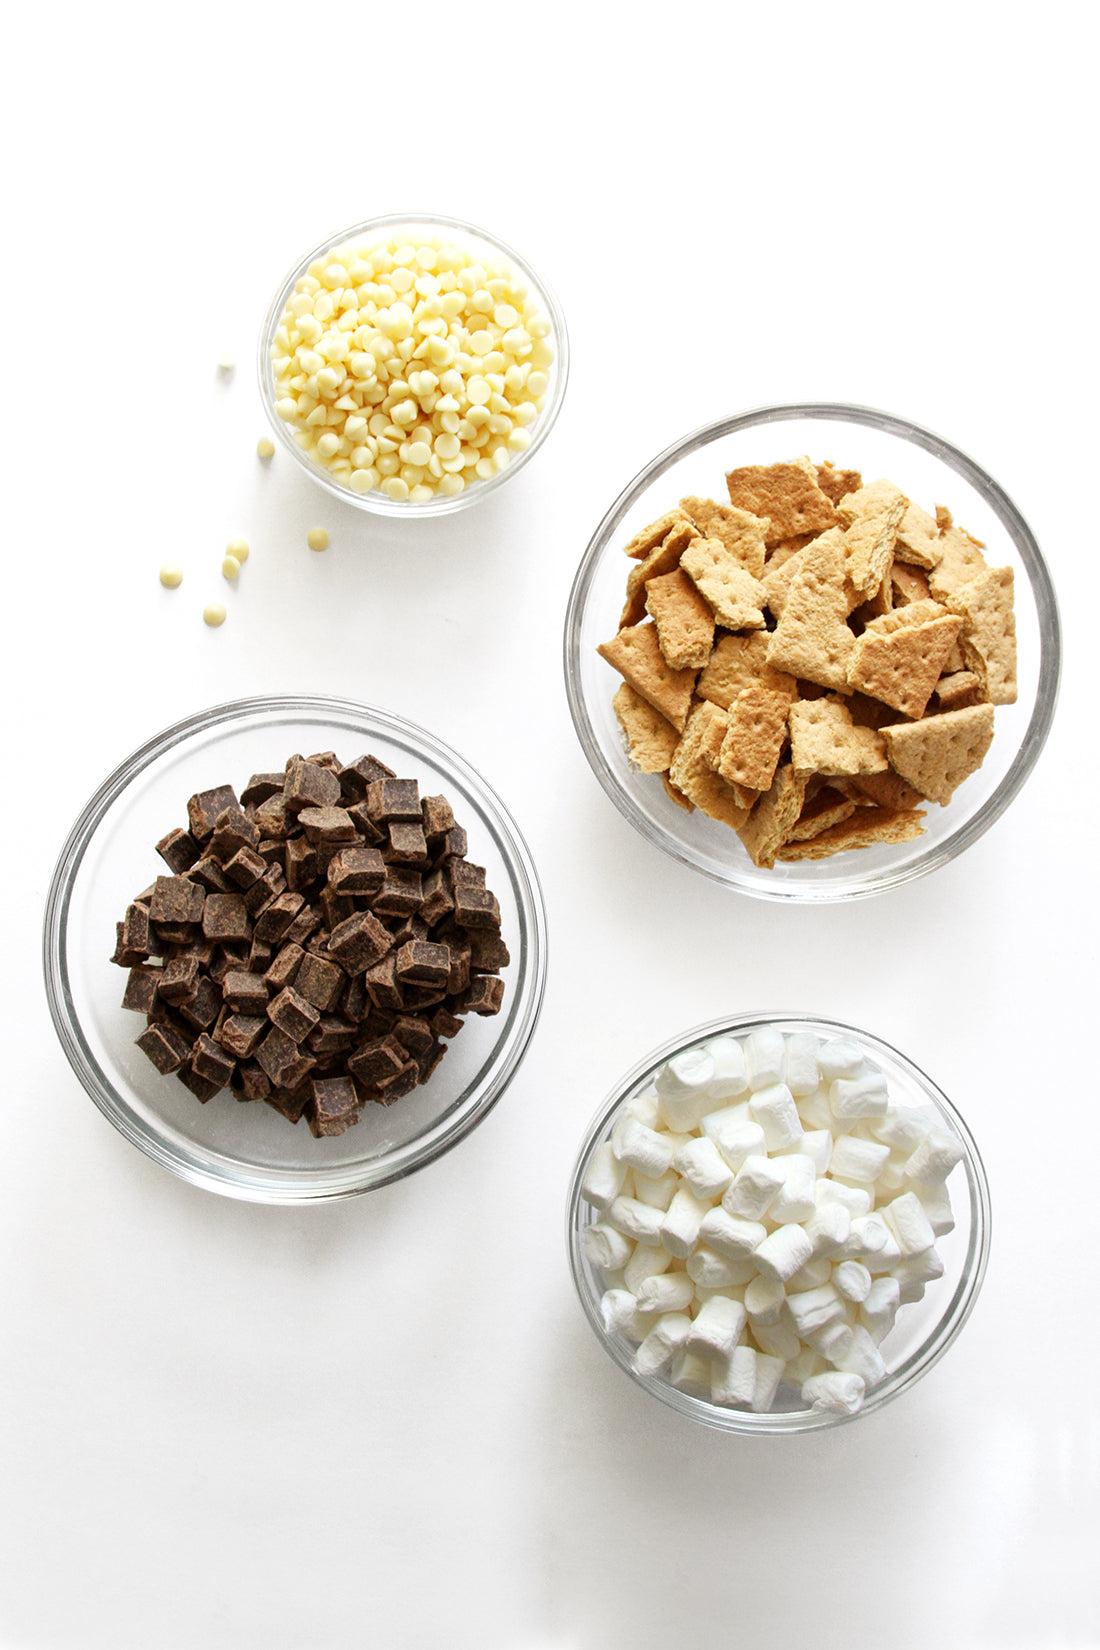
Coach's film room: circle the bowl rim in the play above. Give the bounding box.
[42,692,549,1203]
[566,1009,992,1434]
[563,400,1062,902]
[257,209,570,518]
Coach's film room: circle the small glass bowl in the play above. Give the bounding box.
[567,1012,990,1434]
[43,695,547,1203]
[258,212,569,517]
[564,403,1061,901]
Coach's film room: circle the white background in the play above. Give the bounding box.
[2,3,1097,1646]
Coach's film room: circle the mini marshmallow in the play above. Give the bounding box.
[874,1158,910,1195]
[696,1258,757,1288]
[830,1071,890,1120]
[686,1245,746,1290]
[913,1179,956,1237]
[711,1343,757,1408]
[864,1224,903,1274]
[723,1154,785,1220]
[869,1105,931,1152]
[904,1129,965,1184]
[767,1154,817,1224]
[882,1191,936,1257]
[795,1087,834,1130]
[751,1319,802,1363]
[752,1353,787,1413]
[829,1135,891,1183]
[848,1213,892,1256]
[708,1117,768,1173]
[749,1083,804,1151]
[698,1207,768,1260]
[785,1346,826,1388]
[673,1135,734,1199]
[746,1025,786,1090]
[607,1195,665,1245]
[635,1312,693,1375]
[802,1371,866,1414]
[833,1323,887,1388]
[744,1273,786,1326]
[786,1283,845,1339]
[613,1115,677,1178]
[622,1087,661,1129]
[581,1141,627,1210]
[655,1047,715,1131]
[581,1223,634,1271]
[785,1032,821,1097]
[684,1294,748,1359]
[860,1275,901,1342]
[809,1319,857,1365]
[635,1270,695,1315]
[623,1244,672,1294]
[793,1128,833,1176]
[833,1261,873,1303]
[891,1246,944,1291]
[659,1186,712,1259]
[600,1289,649,1341]
[802,1202,851,1263]
[818,1038,866,1081]
[786,1256,834,1291]
[753,1223,815,1283]
[631,1168,680,1211]
[814,1179,872,1217]
[702,1035,749,1099]
[669,1348,713,1396]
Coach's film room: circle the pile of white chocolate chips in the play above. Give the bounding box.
[270,228,554,502]
[580,1024,962,1415]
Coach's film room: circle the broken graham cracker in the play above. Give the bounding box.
[766,537,857,691]
[775,804,926,860]
[679,497,769,578]
[814,462,862,507]
[715,685,791,793]
[621,509,692,559]
[847,611,964,719]
[836,479,907,599]
[668,702,752,829]
[644,567,716,670]
[783,786,859,844]
[928,523,988,599]
[598,621,697,731]
[934,670,985,713]
[943,565,1017,704]
[612,683,680,774]
[788,696,889,777]
[620,517,700,626]
[725,462,837,546]
[696,633,796,710]
[839,769,927,813]
[894,498,944,570]
[680,537,768,631]
[881,703,995,805]
[736,764,809,868]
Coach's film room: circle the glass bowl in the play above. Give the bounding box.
[258,211,569,517]
[564,403,1061,901]
[567,1012,990,1434]
[43,695,547,1203]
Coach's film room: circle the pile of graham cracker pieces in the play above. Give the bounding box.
[598,459,1017,867]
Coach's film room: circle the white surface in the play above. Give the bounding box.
[2,3,1097,1646]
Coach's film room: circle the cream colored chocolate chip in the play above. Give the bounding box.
[203,603,227,627]
[256,438,275,459]
[307,527,329,551]
[221,556,241,581]
[226,538,249,565]
[159,564,183,589]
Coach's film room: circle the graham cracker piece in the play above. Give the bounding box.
[848,613,964,719]
[737,764,808,868]
[788,696,888,777]
[725,462,837,547]
[622,509,690,560]
[891,562,932,606]
[864,598,951,634]
[935,505,953,532]
[668,703,752,828]
[612,683,681,774]
[662,773,695,811]
[784,787,860,843]
[763,529,847,620]
[644,567,717,671]
[894,499,944,570]
[766,538,857,691]
[847,691,904,730]
[815,463,863,507]
[942,637,967,674]
[775,805,926,861]
[928,525,988,600]
[680,497,769,578]
[715,685,791,793]
[597,621,697,732]
[838,480,907,599]
[934,670,985,712]
[881,703,995,805]
[620,519,701,626]
[840,770,927,812]
[696,633,797,710]
[680,538,768,631]
[767,532,817,560]
[685,697,729,768]
[943,566,1017,705]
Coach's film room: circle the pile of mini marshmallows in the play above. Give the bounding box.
[269,231,554,503]
[580,1025,963,1416]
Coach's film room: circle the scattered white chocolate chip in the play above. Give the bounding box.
[256,438,275,459]
[226,537,250,565]
[221,556,241,581]
[307,527,328,552]
[203,603,227,627]
[159,564,183,589]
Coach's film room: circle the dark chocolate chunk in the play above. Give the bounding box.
[187,785,241,844]
[202,892,252,943]
[373,866,423,917]
[434,824,467,861]
[401,984,448,1010]
[111,922,145,968]
[265,1087,309,1123]
[430,1006,463,1040]
[247,938,273,973]
[222,969,269,1015]
[327,845,385,896]
[244,862,287,915]
[453,885,501,931]
[122,965,161,1014]
[241,773,286,807]
[176,976,222,1031]
[327,909,393,975]
[294,952,346,1012]
[158,953,200,1004]
[449,858,487,888]
[347,1035,407,1088]
[386,821,429,865]
[378,1059,420,1102]
[394,939,451,987]
[255,1024,301,1086]
[210,806,260,862]
[189,855,232,894]
[177,1063,223,1103]
[191,1032,236,1089]
[462,975,506,1016]
[284,755,341,812]
[285,834,319,891]
[306,1015,357,1058]
[281,903,321,949]
[136,1022,191,1074]
[342,973,368,1023]
[149,875,206,925]
[392,1014,434,1057]
[345,802,386,845]
[253,891,305,944]
[223,845,267,889]
[421,794,456,840]
[419,867,454,928]
[307,1076,360,1138]
[238,1060,272,1101]
[253,792,291,840]
[216,1014,268,1059]
[338,752,396,801]
[265,942,304,992]
[121,903,154,956]
[362,951,404,1011]
[156,827,200,873]
[267,986,320,1044]
[467,930,511,971]
[416,1041,447,1084]
[365,776,421,823]
[298,805,356,846]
